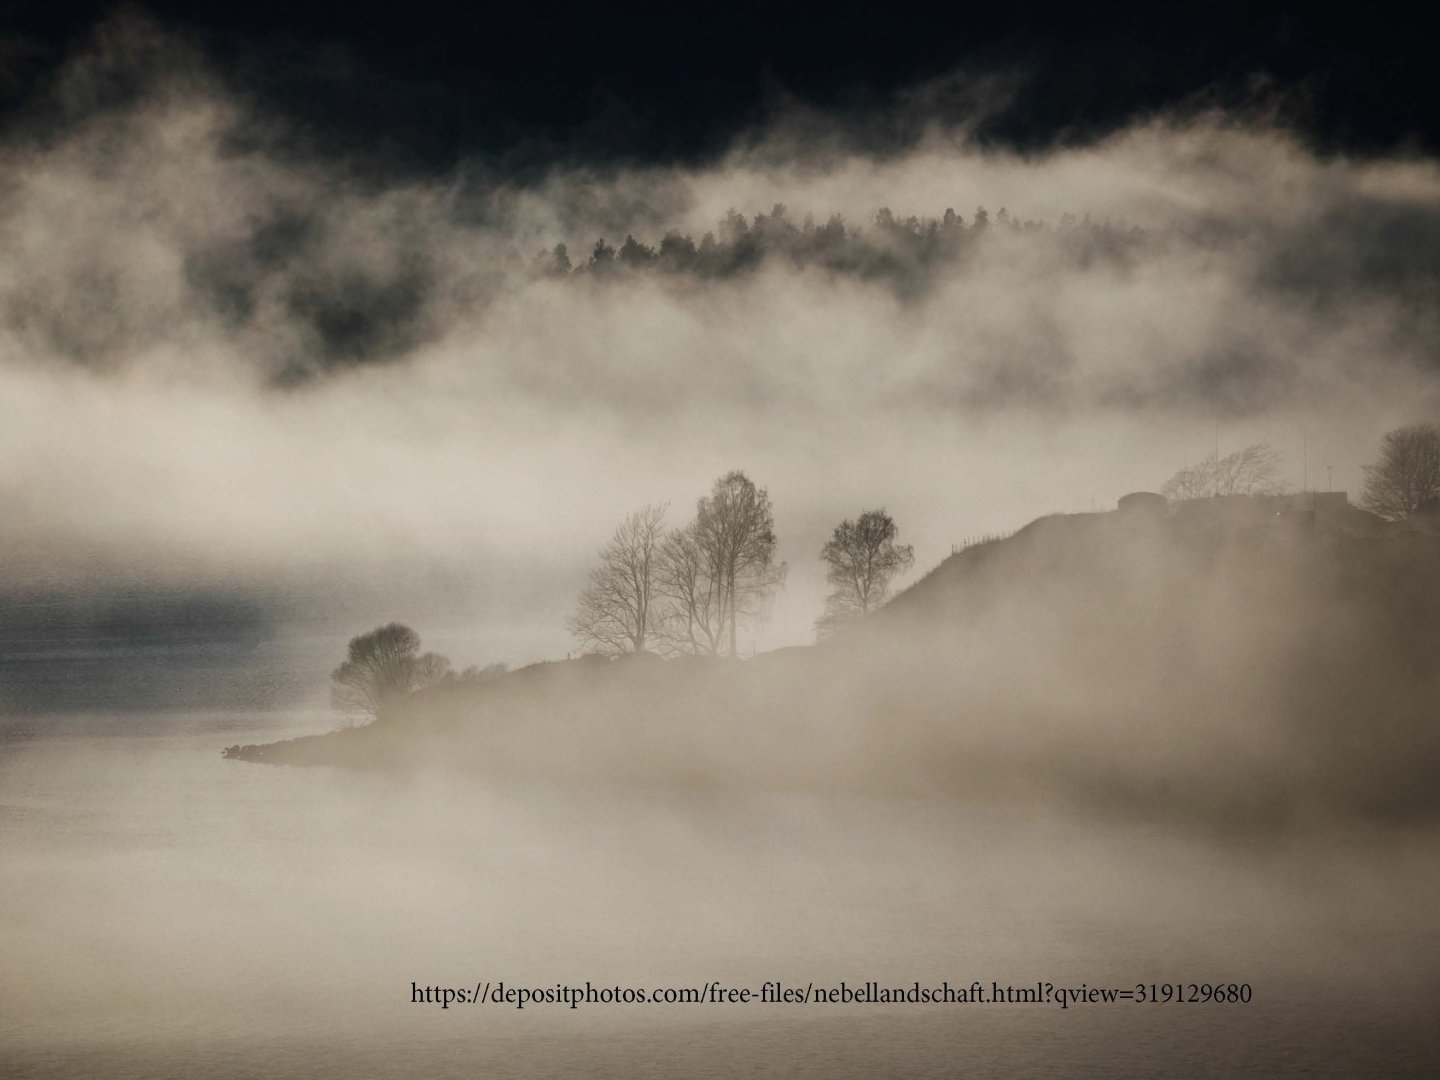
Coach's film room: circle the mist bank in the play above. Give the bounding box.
[226,497,1440,828]
[4,16,1440,657]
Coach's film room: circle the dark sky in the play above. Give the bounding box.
[0,2,1431,173]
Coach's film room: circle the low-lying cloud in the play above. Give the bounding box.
[2,12,1437,660]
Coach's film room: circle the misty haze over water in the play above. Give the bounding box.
[4,695,1439,1079]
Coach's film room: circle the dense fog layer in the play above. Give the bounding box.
[4,717,1439,1078]
[4,17,1440,1079]
[2,12,1437,660]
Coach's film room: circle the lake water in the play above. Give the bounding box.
[2,685,1439,1076]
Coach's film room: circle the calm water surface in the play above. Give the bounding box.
[2,701,1438,1078]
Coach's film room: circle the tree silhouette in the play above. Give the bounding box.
[1361,423,1440,519]
[656,471,784,656]
[496,202,1141,304]
[657,231,697,272]
[587,238,616,271]
[330,622,451,722]
[617,234,656,269]
[815,509,915,638]
[1162,443,1285,500]
[655,520,726,656]
[568,504,668,654]
[696,471,785,656]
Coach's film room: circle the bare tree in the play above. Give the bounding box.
[1162,443,1285,500]
[567,503,668,654]
[1216,444,1285,495]
[689,470,784,656]
[459,662,509,682]
[412,651,454,687]
[331,622,451,722]
[654,521,726,655]
[815,509,915,638]
[1162,458,1213,501]
[1361,422,1440,519]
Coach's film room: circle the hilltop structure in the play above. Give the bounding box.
[1116,490,1390,538]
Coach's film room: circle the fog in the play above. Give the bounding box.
[2,15,1438,662]
[4,15,1440,1076]
[5,712,1439,1078]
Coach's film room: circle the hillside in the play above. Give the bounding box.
[227,496,1440,825]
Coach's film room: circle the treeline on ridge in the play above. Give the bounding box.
[525,204,1148,292]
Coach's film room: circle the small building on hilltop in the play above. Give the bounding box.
[1117,491,1168,517]
[1161,490,1391,538]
